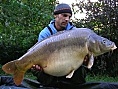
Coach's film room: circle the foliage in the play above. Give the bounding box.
[71,0,118,76]
[0,0,56,64]
[86,74,118,82]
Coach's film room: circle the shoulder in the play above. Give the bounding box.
[40,27,50,35]
[38,27,51,42]
[66,22,75,30]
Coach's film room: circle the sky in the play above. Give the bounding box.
[58,0,98,19]
[58,0,98,4]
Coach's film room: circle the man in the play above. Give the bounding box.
[38,3,74,42]
[0,3,117,89]
[31,3,88,88]
[31,3,118,89]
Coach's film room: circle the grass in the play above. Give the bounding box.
[1,71,118,83]
[86,74,118,82]
[25,72,37,80]
[25,72,118,83]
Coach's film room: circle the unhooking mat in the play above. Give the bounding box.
[0,76,118,89]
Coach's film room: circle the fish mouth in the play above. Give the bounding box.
[111,45,117,50]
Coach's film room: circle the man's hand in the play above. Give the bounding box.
[83,55,89,66]
[31,65,42,71]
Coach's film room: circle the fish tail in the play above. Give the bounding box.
[2,60,25,85]
[2,60,18,74]
[14,70,25,85]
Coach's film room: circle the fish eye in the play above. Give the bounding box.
[102,39,106,44]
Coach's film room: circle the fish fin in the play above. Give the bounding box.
[2,60,25,85]
[66,70,75,78]
[14,70,25,86]
[87,54,94,69]
[2,60,18,74]
[89,36,95,43]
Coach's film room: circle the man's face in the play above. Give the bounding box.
[55,13,72,29]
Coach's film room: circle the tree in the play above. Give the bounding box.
[0,0,56,64]
[72,0,118,76]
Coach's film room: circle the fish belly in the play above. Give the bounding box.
[42,47,86,77]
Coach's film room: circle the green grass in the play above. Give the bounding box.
[25,72,118,82]
[86,74,118,82]
[25,72,37,80]
[2,71,118,83]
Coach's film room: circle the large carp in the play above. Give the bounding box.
[2,28,117,85]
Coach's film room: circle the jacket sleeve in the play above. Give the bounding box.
[38,27,51,42]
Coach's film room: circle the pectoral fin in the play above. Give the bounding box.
[87,54,94,69]
[66,70,75,78]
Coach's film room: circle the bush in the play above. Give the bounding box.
[0,0,56,64]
